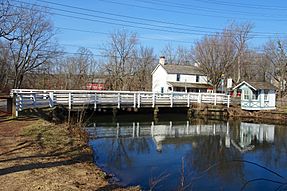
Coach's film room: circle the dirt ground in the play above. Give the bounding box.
[0,113,140,191]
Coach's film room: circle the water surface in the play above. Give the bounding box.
[88,117,287,191]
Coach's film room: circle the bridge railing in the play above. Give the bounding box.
[11,89,230,117]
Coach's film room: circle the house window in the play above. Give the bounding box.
[161,87,164,93]
[176,74,180,81]
[196,75,200,82]
[264,90,268,101]
[243,90,250,100]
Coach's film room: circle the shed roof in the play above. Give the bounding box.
[233,81,276,91]
[162,64,204,75]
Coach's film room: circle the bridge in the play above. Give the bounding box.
[10,89,230,117]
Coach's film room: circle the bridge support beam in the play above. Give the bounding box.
[187,107,194,118]
[112,108,118,118]
[8,94,17,117]
[154,107,159,119]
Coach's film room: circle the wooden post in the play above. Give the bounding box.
[32,93,36,107]
[170,93,173,107]
[152,93,155,108]
[137,93,141,108]
[214,94,217,105]
[187,93,190,107]
[227,95,230,108]
[68,93,72,110]
[10,93,17,117]
[136,122,140,137]
[133,93,137,108]
[49,92,54,107]
[154,107,159,119]
[94,93,97,110]
[197,93,202,103]
[112,107,118,118]
[117,93,121,109]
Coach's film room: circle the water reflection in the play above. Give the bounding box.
[88,120,286,191]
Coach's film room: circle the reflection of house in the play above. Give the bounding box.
[232,81,276,110]
[151,56,213,93]
[151,121,227,151]
[231,122,275,153]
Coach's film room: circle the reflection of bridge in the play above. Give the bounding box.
[86,121,228,139]
[86,121,275,152]
[10,89,230,117]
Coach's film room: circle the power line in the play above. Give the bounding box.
[131,0,285,18]
[190,0,287,11]
[12,1,281,39]
[96,0,287,22]
[38,0,287,36]
[56,27,195,44]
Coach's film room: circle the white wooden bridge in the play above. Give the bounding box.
[10,89,230,117]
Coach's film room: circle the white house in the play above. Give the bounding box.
[151,57,213,93]
[232,81,276,110]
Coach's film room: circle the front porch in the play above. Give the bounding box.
[241,100,276,110]
[167,82,213,93]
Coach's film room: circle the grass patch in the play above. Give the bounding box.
[21,120,73,150]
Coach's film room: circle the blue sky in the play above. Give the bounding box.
[16,0,287,56]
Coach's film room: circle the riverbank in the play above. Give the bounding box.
[0,113,140,191]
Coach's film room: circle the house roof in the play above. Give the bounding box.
[162,64,204,75]
[232,81,276,91]
[167,82,213,89]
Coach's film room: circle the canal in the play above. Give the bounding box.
[87,115,287,191]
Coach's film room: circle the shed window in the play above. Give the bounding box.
[243,90,250,100]
[176,74,180,81]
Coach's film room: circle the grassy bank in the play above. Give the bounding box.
[0,115,140,191]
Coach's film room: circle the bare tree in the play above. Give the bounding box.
[58,48,97,89]
[6,4,59,89]
[0,0,20,41]
[132,46,156,91]
[264,39,287,97]
[102,30,138,90]
[161,43,193,65]
[228,23,253,83]
[194,31,237,91]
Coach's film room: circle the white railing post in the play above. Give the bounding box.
[133,93,137,108]
[187,93,190,107]
[197,93,202,103]
[137,93,141,108]
[170,92,173,107]
[15,94,20,117]
[94,93,97,109]
[214,94,217,105]
[117,93,121,108]
[49,92,54,107]
[68,93,72,110]
[32,93,36,107]
[227,95,230,108]
[152,92,155,108]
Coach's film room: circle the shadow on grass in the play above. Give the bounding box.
[0,145,86,163]
[0,151,91,176]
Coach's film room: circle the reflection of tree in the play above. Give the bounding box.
[184,135,245,188]
[106,137,150,170]
[259,125,287,169]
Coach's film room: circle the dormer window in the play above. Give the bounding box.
[176,74,180,81]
